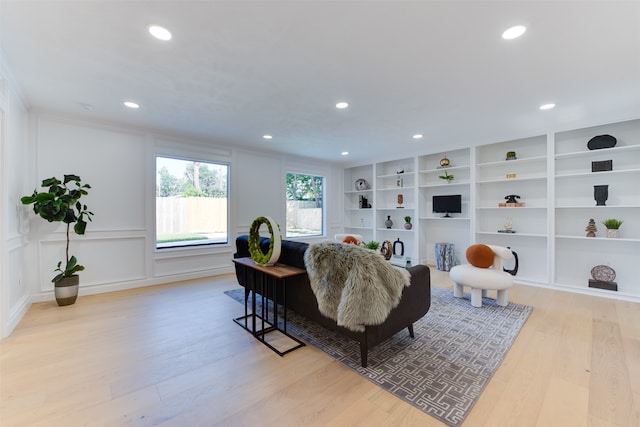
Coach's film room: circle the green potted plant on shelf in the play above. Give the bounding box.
[404,215,412,230]
[438,170,454,183]
[20,175,94,306]
[365,240,380,250]
[602,218,623,238]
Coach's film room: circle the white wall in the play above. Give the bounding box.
[1,106,341,336]
[1,51,31,338]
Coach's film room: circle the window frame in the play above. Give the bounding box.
[155,154,230,250]
[285,171,325,238]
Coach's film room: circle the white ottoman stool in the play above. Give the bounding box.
[449,245,514,308]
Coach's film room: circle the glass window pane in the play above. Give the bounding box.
[286,172,324,237]
[156,157,228,248]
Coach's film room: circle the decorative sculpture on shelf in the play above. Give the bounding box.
[439,155,450,168]
[393,238,404,256]
[397,194,404,208]
[585,218,597,237]
[380,240,393,260]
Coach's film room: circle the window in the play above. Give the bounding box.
[286,172,324,237]
[156,156,228,248]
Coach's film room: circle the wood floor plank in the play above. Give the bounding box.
[1,270,639,427]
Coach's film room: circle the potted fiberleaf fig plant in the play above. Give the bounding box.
[21,175,94,306]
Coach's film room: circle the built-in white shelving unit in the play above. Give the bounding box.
[375,158,417,261]
[473,135,549,284]
[554,118,640,298]
[418,149,471,265]
[342,117,640,300]
[343,164,374,244]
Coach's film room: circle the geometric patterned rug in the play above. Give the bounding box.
[225,286,532,427]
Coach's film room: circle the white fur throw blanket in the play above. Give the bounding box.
[304,241,411,332]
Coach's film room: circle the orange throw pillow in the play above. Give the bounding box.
[466,244,494,268]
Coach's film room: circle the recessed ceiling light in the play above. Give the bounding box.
[148,25,172,41]
[341,151,349,156]
[413,134,423,139]
[539,103,556,110]
[124,101,139,109]
[263,135,273,140]
[502,25,526,40]
[336,102,349,109]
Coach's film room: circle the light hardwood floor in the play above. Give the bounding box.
[1,268,639,427]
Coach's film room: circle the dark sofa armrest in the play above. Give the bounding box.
[366,264,431,344]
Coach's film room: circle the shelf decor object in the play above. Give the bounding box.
[385,215,393,229]
[587,134,617,150]
[499,194,524,207]
[585,218,597,237]
[602,218,623,238]
[404,216,412,230]
[594,185,609,206]
[438,170,454,183]
[498,217,516,233]
[589,264,618,291]
[506,173,516,179]
[354,178,370,191]
[592,160,613,172]
[397,194,404,208]
[506,151,517,160]
[248,216,282,266]
[439,155,450,168]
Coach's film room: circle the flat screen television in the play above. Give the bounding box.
[433,194,462,217]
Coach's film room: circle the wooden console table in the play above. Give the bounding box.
[232,257,306,356]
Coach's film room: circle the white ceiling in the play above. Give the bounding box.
[2,1,639,164]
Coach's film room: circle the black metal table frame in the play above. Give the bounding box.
[233,261,306,356]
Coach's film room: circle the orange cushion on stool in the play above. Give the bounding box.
[342,235,359,245]
[466,244,494,268]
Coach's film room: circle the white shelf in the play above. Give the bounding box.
[555,144,640,159]
[555,168,640,178]
[477,155,547,167]
[344,189,373,194]
[555,235,640,242]
[419,180,470,188]
[377,186,415,191]
[556,204,640,209]
[419,165,470,173]
[420,216,470,220]
[477,175,546,184]
[476,231,547,238]
[377,172,416,179]
[476,206,547,210]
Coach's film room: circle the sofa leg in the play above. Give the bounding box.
[360,341,368,368]
[471,288,483,308]
[407,324,415,338]
[453,282,464,298]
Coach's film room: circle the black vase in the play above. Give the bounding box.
[594,185,608,206]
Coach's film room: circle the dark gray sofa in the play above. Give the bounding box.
[233,235,431,367]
